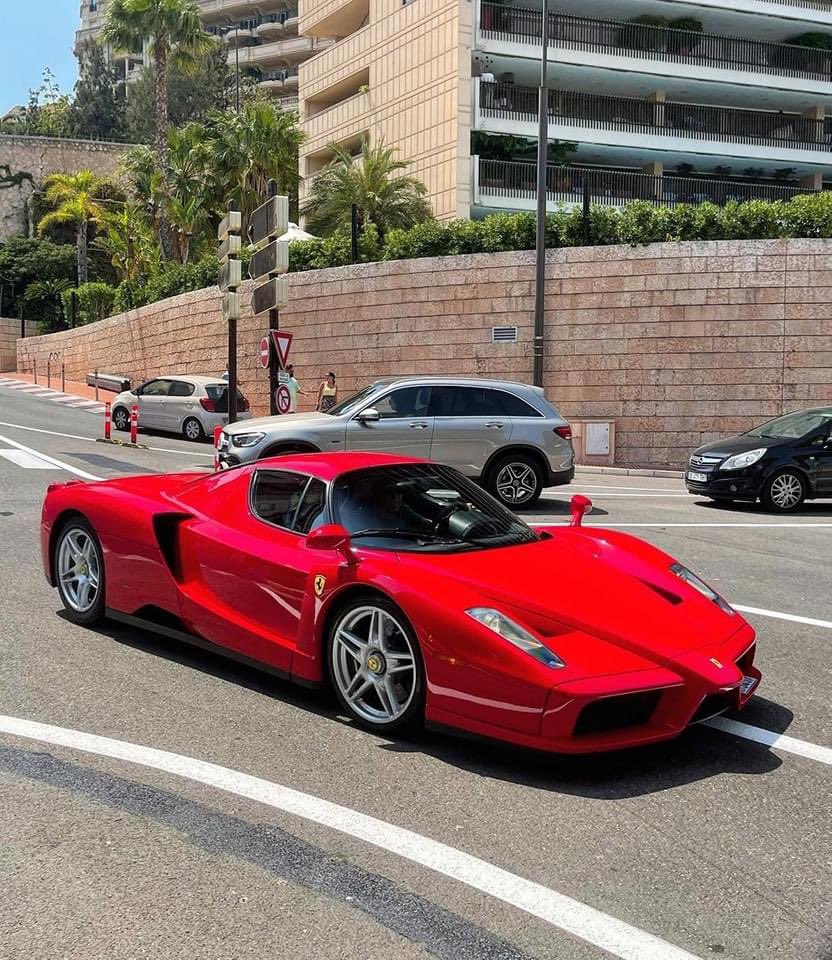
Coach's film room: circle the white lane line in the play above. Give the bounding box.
[733,605,832,631]
[0,449,59,470]
[559,484,684,493]
[0,421,214,458]
[0,433,101,481]
[531,522,832,529]
[0,715,703,960]
[704,717,832,766]
[70,400,106,409]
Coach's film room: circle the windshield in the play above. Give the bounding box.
[332,463,539,552]
[325,384,383,417]
[745,409,832,440]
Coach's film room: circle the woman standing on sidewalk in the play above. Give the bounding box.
[316,372,338,412]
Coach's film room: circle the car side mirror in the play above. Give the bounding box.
[356,408,380,423]
[306,524,356,563]
[569,494,593,527]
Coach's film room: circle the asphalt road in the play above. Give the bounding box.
[1,384,829,960]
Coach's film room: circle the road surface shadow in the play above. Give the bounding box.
[517,501,610,519]
[74,614,787,799]
[693,498,832,518]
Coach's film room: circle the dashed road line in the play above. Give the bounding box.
[0,433,102,481]
[733,604,832,631]
[704,717,832,766]
[0,714,704,960]
[531,521,832,529]
[0,421,214,458]
[0,449,58,470]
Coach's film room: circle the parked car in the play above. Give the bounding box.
[41,452,760,752]
[111,375,251,442]
[217,376,575,507]
[686,406,832,512]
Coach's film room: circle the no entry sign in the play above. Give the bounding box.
[259,336,270,368]
[275,384,292,414]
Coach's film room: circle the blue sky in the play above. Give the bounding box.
[0,2,79,113]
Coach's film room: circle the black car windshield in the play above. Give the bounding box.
[332,463,539,552]
[325,385,380,417]
[745,409,832,440]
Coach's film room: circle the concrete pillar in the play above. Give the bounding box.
[802,105,825,143]
[642,161,663,201]
[647,90,665,129]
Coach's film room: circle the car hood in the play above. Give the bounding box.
[692,435,784,458]
[224,411,337,435]
[399,532,742,664]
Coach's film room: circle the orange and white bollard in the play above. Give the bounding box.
[213,425,223,471]
[104,402,112,441]
[130,404,138,445]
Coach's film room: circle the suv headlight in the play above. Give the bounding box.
[671,563,733,615]
[466,608,565,668]
[721,448,765,471]
[231,432,265,448]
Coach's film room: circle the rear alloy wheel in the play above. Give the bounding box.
[761,469,805,513]
[183,417,205,442]
[490,454,543,508]
[112,406,130,432]
[329,600,424,732]
[55,520,105,625]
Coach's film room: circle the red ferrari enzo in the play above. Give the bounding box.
[41,453,761,753]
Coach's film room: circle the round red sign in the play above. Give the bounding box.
[276,384,292,414]
[259,336,270,368]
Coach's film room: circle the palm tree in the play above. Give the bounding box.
[103,0,214,257]
[24,278,72,331]
[300,139,432,238]
[37,171,110,284]
[93,201,158,285]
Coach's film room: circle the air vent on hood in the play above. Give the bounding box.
[639,579,683,605]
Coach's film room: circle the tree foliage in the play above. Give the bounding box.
[70,44,127,141]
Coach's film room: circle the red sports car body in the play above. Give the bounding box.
[41,452,761,753]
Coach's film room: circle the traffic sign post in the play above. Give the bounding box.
[218,201,242,424]
[249,180,291,415]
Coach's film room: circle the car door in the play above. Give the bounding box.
[136,378,171,429]
[176,469,327,673]
[165,378,196,432]
[428,385,513,476]
[344,385,434,457]
[806,422,832,495]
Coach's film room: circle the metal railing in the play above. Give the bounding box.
[479,82,832,151]
[475,159,816,208]
[479,5,832,81]
[765,0,831,8]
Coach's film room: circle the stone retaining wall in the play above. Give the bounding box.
[16,238,832,468]
[1,317,37,371]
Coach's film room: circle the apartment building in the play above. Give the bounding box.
[75,0,331,108]
[298,0,832,220]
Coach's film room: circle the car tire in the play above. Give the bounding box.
[183,417,205,442]
[327,596,425,734]
[761,469,806,513]
[54,518,105,626]
[112,406,130,432]
[487,453,543,508]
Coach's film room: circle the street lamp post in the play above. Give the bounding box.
[532,0,550,388]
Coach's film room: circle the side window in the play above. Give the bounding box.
[294,479,327,534]
[142,379,171,397]
[497,391,544,417]
[372,386,431,420]
[430,386,503,417]
[252,471,309,530]
[168,380,195,398]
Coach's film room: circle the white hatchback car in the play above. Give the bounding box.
[111,375,251,441]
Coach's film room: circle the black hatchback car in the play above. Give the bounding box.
[686,406,832,512]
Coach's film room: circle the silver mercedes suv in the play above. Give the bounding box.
[218,377,574,507]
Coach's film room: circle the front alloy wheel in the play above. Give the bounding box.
[491,455,542,507]
[56,521,105,625]
[329,601,423,731]
[762,470,805,513]
[112,407,129,432]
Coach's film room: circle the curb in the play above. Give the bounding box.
[575,465,684,479]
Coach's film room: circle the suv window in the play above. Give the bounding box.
[252,471,326,533]
[140,379,171,397]
[497,391,544,417]
[168,380,195,398]
[429,386,503,418]
[373,386,431,420]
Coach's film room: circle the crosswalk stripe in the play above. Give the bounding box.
[0,449,58,470]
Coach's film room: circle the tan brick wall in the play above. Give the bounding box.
[0,318,37,371]
[0,134,129,240]
[16,238,832,468]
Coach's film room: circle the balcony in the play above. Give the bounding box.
[472,157,819,213]
[476,81,832,168]
[478,5,832,89]
[234,36,330,69]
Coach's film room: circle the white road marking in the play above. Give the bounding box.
[0,433,101,481]
[704,717,832,766]
[531,522,832,529]
[0,714,703,960]
[0,449,58,470]
[558,484,684,493]
[0,421,213,458]
[733,605,832,631]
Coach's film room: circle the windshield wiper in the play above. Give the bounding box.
[350,528,465,544]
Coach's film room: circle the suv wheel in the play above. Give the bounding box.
[488,454,543,508]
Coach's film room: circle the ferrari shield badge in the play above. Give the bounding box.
[709,657,724,669]
[314,574,327,597]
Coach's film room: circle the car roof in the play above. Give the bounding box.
[368,376,543,392]
[248,451,425,482]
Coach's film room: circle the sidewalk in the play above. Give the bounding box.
[0,370,105,402]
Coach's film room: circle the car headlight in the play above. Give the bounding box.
[670,563,733,615]
[466,607,565,669]
[721,448,766,471]
[231,432,265,448]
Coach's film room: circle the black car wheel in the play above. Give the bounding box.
[183,417,205,442]
[327,596,425,733]
[761,469,805,513]
[112,406,130,432]
[488,454,543,508]
[54,518,105,626]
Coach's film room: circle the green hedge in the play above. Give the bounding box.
[60,282,116,326]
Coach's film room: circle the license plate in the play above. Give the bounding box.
[687,471,707,483]
[740,675,758,696]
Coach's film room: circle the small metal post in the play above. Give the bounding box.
[94,369,99,402]
[47,360,51,389]
[61,362,65,393]
[33,359,37,384]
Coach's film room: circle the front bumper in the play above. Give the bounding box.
[547,464,575,487]
[685,469,763,501]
